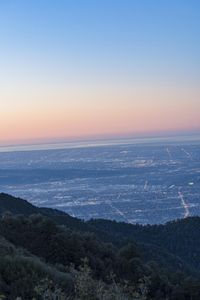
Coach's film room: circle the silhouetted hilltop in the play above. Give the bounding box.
[0,193,199,299]
[0,192,89,231]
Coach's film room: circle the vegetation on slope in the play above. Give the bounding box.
[0,193,199,299]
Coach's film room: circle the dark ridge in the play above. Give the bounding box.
[0,192,199,275]
[0,192,199,299]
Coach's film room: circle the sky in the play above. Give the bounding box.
[0,0,200,145]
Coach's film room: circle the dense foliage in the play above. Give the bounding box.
[0,193,199,299]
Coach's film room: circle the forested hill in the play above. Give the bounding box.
[88,217,200,272]
[0,192,200,299]
[0,193,199,272]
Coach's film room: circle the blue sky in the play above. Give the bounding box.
[0,1,199,144]
[1,0,200,84]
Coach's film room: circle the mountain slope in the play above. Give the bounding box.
[0,193,200,299]
[88,217,200,271]
[0,193,199,275]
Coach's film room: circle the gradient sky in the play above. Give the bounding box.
[0,0,200,145]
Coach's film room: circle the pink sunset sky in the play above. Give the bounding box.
[0,1,199,145]
[1,84,199,145]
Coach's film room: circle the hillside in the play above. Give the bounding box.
[0,193,199,299]
[88,217,200,272]
[0,193,199,273]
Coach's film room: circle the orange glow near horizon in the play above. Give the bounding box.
[0,85,199,145]
[1,1,200,146]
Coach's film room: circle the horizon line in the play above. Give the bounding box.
[0,132,200,153]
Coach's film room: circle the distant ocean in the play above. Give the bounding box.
[0,134,200,153]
